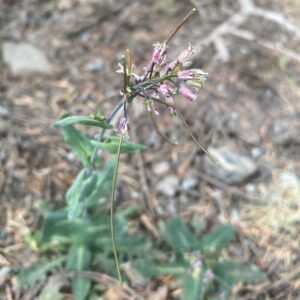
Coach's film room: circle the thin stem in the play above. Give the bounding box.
[126,49,132,77]
[110,133,124,284]
[123,102,127,119]
[122,56,128,95]
[165,8,197,44]
[146,97,217,163]
[90,100,124,165]
[176,110,217,163]
[149,110,178,146]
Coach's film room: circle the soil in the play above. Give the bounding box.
[1,0,300,299]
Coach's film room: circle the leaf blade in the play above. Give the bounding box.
[53,115,112,129]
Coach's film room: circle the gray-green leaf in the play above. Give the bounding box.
[159,216,198,251]
[67,244,92,300]
[61,125,95,168]
[91,136,146,154]
[53,115,112,129]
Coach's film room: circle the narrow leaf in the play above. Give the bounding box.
[159,216,198,251]
[213,261,264,289]
[53,115,112,129]
[17,257,65,287]
[67,244,92,300]
[198,225,235,254]
[61,125,94,167]
[91,135,146,154]
[182,267,204,300]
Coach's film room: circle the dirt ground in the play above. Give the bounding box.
[1,0,300,299]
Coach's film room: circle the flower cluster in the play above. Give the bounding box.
[115,42,208,138]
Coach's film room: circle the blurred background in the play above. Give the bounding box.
[1,0,300,299]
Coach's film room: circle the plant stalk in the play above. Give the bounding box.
[110,133,124,284]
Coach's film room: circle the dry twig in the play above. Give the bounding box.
[192,0,300,62]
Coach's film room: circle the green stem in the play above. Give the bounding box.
[110,133,124,284]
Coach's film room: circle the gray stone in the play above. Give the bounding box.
[2,42,53,75]
[156,175,179,197]
[0,106,10,117]
[0,267,10,285]
[182,177,198,191]
[204,147,257,184]
[84,60,103,71]
[269,119,300,146]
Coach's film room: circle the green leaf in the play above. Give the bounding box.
[182,267,204,300]
[39,213,109,246]
[198,225,235,254]
[67,244,92,300]
[66,160,115,218]
[91,135,146,154]
[17,256,65,287]
[61,125,95,168]
[159,216,198,251]
[213,261,264,290]
[132,259,187,279]
[53,115,112,129]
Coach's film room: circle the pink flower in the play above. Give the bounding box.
[157,84,175,111]
[150,100,159,115]
[157,83,173,95]
[192,260,203,270]
[177,70,194,80]
[178,44,196,64]
[178,69,208,82]
[203,269,214,283]
[151,43,166,64]
[179,86,198,102]
[146,42,166,71]
[115,116,129,139]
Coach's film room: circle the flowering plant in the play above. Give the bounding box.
[112,8,214,161]
[17,8,264,300]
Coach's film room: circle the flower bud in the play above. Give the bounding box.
[179,86,198,102]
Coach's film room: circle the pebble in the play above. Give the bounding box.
[84,60,103,71]
[251,147,264,159]
[156,175,179,197]
[0,106,10,117]
[2,42,53,75]
[152,161,170,176]
[269,119,300,146]
[182,177,198,191]
[204,147,258,184]
[0,267,10,285]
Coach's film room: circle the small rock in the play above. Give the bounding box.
[2,42,53,75]
[84,60,103,71]
[182,177,198,191]
[152,161,170,176]
[269,119,300,146]
[0,106,10,117]
[157,175,179,197]
[276,171,300,203]
[251,147,264,159]
[0,267,10,285]
[245,183,256,193]
[204,147,257,184]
